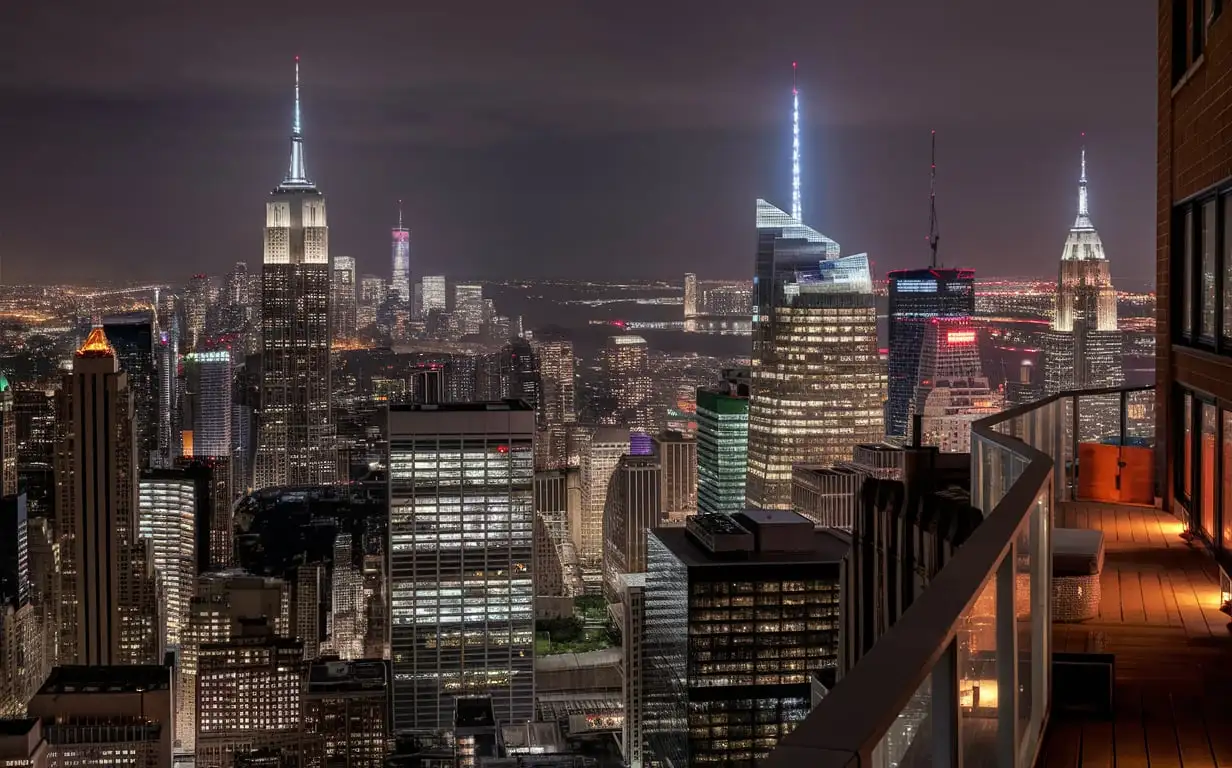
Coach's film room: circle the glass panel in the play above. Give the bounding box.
[1029,486,1051,760]
[1184,206,1193,338]
[1016,517,1033,753]
[1202,199,1217,339]
[1125,390,1156,447]
[1203,403,1217,540]
[1224,410,1232,550]
[959,576,998,763]
[1224,197,1232,338]
[871,671,932,768]
[1184,391,1193,500]
[1076,392,1121,445]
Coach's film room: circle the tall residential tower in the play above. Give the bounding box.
[254,58,336,488]
[391,203,411,303]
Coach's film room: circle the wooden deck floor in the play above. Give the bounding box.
[1042,502,1232,767]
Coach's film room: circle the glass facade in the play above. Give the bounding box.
[886,268,976,438]
[137,477,197,649]
[644,527,841,766]
[747,200,884,509]
[388,406,535,733]
[696,388,749,515]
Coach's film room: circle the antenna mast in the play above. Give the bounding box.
[791,62,802,222]
[928,130,940,269]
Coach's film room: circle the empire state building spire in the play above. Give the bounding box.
[282,56,312,188]
[1073,141,1093,231]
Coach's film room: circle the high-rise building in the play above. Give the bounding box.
[357,275,386,333]
[103,312,159,470]
[391,206,411,304]
[421,276,447,317]
[184,350,233,460]
[601,455,662,602]
[747,201,884,509]
[177,570,290,754]
[1159,2,1232,556]
[696,375,749,515]
[885,269,976,438]
[137,471,197,649]
[332,255,358,345]
[185,273,211,352]
[388,402,535,733]
[644,511,846,766]
[577,427,628,582]
[222,261,253,332]
[652,431,696,525]
[1043,147,1124,440]
[911,318,1002,453]
[303,659,389,766]
[0,379,14,498]
[683,272,698,326]
[603,335,652,435]
[453,283,485,337]
[156,310,180,468]
[328,533,365,660]
[55,328,159,666]
[196,618,305,766]
[499,339,540,411]
[534,340,576,426]
[255,59,336,488]
[27,665,174,767]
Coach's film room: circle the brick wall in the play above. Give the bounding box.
[1159,1,1232,511]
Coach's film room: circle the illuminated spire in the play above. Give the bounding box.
[791,61,802,222]
[283,56,312,188]
[929,130,940,268]
[398,199,404,230]
[1073,136,1093,231]
[77,327,115,358]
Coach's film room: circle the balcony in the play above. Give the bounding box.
[764,386,1232,767]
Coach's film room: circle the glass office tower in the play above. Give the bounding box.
[885,268,976,438]
[747,200,884,509]
[388,401,535,733]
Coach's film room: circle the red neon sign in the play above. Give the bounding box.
[947,330,976,345]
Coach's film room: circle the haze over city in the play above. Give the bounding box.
[0,1,1155,284]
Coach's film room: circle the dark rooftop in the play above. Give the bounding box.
[0,718,38,736]
[390,399,533,413]
[307,659,389,694]
[654,522,849,568]
[39,665,170,695]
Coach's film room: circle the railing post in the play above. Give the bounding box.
[996,546,1020,767]
[931,638,961,768]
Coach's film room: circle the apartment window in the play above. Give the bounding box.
[1202,402,1218,541]
[1202,200,1218,339]
[1174,0,1209,83]
[1223,410,1232,548]
[1181,390,1193,504]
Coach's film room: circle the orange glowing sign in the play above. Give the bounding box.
[947,330,976,345]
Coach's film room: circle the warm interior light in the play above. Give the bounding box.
[947,330,976,345]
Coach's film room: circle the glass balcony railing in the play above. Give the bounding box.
[762,385,1155,768]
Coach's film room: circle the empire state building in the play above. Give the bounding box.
[1042,146,1124,439]
[254,59,337,488]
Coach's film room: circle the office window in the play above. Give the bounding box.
[1202,199,1217,339]
[1202,402,1217,540]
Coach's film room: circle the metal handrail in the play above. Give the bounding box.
[763,384,1153,766]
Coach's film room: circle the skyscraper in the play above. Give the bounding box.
[578,427,628,586]
[453,283,485,337]
[388,401,535,733]
[912,318,1001,452]
[55,328,159,665]
[601,454,662,602]
[391,204,411,303]
[138,470,197,649]
[0,378,14,498]
[746,202,883,509]
[603,335,653,435]
[696,377,749,515]
[683,272,698,330]
[255,58,336,488]
[184,350,233,460]
[185,273,211,352]
[421,275,447,317]
[653,431,696,524]
[103,312,159,470]
[1043,146,1124,438]
[332,255,358,345]
[534,340,576,427]
[886,269,976,438]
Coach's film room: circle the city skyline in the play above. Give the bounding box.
[0,2,1154,285]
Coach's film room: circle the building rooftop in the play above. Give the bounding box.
[75,327,115,358]
[389,399,533,413]
[306,659,388,694]
[656,517,848,568]
[39,665,170,695]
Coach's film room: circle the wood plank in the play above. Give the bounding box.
[1079,720,1114,768]
[1114,684,1150,768]
[1142,689,1183,768]
[1102,565,1124,623]
[1140,570,1175,626]
[1201,692,1232,767]
[1173,694,1218,768]
[1121,569,1148,624]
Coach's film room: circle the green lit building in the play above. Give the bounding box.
[696,374,749,514]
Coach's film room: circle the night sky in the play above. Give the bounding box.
[0,2,1156,287]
